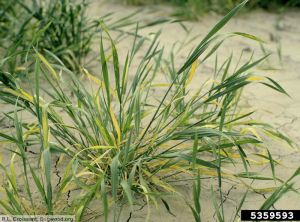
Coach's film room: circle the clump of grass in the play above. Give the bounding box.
[0,0,298,221]
[0,0,141,75]
[0,0,168,76]
[1,0,98,73]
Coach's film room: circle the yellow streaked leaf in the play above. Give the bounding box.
[110,105,121,145]
[2,88,33,103]
[19,89,34,102]
[62,182,77,193]
[82,67,103,86]
[57,154,65,165]
[246,76,265,82]
[87,145,114,150]
[15,66,26,72]
[240,127,262,140]
[199,168,233,179]
[23,127,39,140]
[151,83,172,87]
[94,119,111,145]
[76,171,94,178]
[252,187,278,193]
[35,51,58,82]
[89,149,111,167]
[186,60,199,85]
[143,170,176,193]
[74,145,114,159]
[42,105,49,149]
[10,153,17,188]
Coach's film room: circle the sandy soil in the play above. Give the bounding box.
[0,1,300,221]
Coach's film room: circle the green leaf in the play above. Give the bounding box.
[121,180,133,207]
[111,154,120,201]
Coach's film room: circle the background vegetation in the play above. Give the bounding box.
[0,0,140,76]
[119,0,300,19]
[0,0,98,73]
